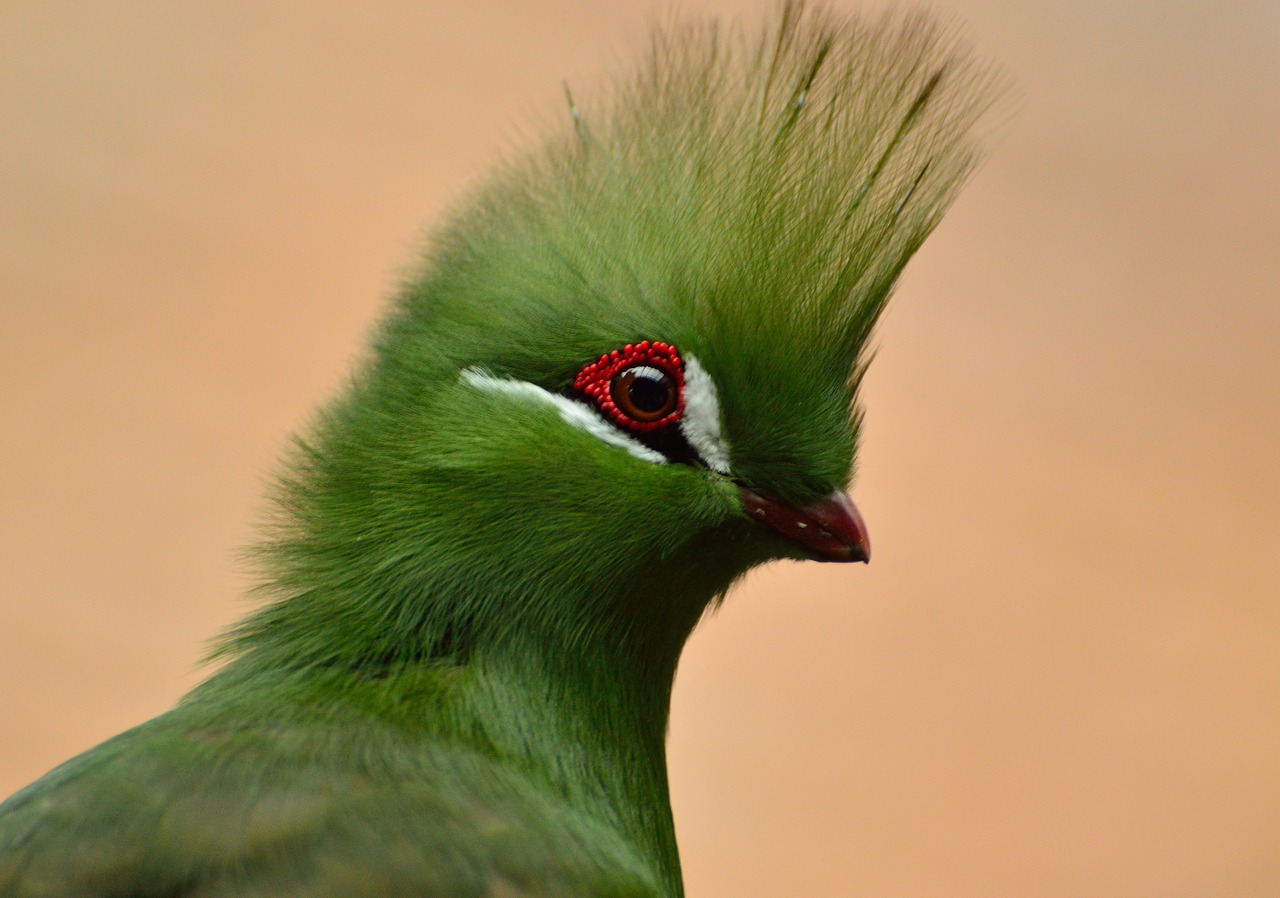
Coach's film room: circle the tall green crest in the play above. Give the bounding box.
[529,1,995,349]
[400,0,1001,491]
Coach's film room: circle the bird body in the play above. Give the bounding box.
[2,667,668,896]
[0,5,996,896]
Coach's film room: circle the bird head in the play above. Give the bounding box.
[227,6,996,672]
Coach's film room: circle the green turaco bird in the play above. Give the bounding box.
[0,5,996,896]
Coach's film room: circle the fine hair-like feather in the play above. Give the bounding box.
[431,2,998,389]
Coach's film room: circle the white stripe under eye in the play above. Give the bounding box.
[459,368,667,465]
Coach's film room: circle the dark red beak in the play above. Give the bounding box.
[738,486,871,563]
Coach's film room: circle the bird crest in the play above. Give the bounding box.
[396,1,1001,498]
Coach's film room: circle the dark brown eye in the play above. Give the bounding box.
[573,341,685,433]
[611,365,677,422]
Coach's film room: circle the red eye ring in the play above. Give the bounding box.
[573,341,684,432]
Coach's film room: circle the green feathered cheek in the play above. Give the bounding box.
[388,379,750,599]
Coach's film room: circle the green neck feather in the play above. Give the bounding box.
[206,443,764,893]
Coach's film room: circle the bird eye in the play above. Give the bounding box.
[612,365,677,422]
[572,340,685,433]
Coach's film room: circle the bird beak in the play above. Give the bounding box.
[737,486,871,563]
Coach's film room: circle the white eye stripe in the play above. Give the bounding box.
[680,355,731,474]
[459,355,732,475]
[460,368,666,465]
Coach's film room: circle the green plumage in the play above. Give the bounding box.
[0,5,997,896]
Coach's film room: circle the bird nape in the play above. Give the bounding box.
[0,5,998,897]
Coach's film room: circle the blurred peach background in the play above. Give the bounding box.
[2,2,1277,895]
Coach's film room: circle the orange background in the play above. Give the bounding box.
[2,2,1277,895]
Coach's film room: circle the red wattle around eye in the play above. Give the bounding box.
[573,340,685,432]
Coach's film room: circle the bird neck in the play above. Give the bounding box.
[454,539,753,898]
[464,632,685,896]
[213,508,758,897]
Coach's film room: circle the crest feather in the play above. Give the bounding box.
[433,2,1002,377]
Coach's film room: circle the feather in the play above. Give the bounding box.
[0,6,1001,897]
